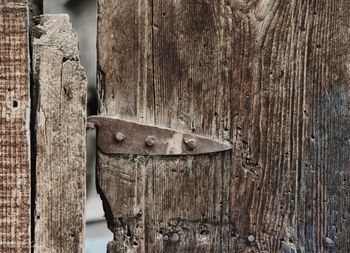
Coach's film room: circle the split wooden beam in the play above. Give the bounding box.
[32,14,87,253]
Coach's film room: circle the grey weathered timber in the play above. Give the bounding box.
[32,15,87,253]
[0,1,31,252]
[98,0,350,252]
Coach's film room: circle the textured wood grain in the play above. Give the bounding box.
[98,0,350,252]
[32,15,87,253]
[0,1,31,252]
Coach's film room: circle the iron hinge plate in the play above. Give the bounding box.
[88,116,232,156]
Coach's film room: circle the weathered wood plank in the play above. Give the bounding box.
[98,153,232,253]
[98,0,350,252]
[97,0,153,121]
[0,1,31,252]
[32,15,87,253]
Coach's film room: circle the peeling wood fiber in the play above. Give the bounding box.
[32,14,87,253]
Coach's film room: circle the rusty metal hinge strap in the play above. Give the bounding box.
[88,116,232,156]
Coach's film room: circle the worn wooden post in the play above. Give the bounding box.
[0,1,31,252]
[32,15,87,253]
[97,0,350,252]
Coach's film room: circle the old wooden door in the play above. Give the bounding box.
[97,0,350,252]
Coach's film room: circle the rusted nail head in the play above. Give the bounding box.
[114,132,126,142]
[247,235,255,243]
[325,237,334,245]
[145,136,156,147]
[171,233,179,242]
[184,137,196,151]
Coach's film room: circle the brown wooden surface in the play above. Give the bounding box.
[0,1,31,252]
[98,0,350,252]
[32,15,87,253]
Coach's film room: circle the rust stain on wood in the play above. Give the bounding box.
[98,0,350,252]
[0,1,31,252]
[32,14,87,253]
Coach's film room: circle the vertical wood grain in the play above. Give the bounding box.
[98,0,350,252]
[0,1,31,252]
[32,15,87,253]
[97,0,154,122]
